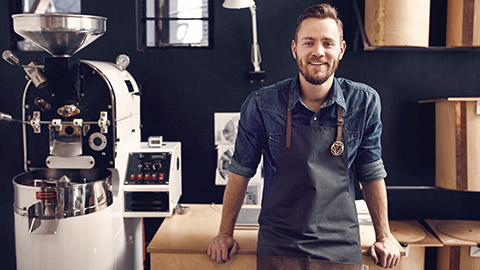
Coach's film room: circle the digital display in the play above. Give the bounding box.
[151,154,167,160]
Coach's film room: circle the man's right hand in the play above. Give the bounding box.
[207,233,239,263]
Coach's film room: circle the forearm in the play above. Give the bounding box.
[218,172,250,236]
[361,178,392,240]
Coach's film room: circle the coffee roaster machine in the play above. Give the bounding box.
[1,13,182,270]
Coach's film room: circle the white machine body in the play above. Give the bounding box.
[14,208,117,270]
[9,13,181,270]
[13,59,181,270]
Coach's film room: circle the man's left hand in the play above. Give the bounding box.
[369,234,401,268]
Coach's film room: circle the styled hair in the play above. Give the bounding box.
[295,3,344,41]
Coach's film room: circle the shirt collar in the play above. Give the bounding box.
[288,75,347,114]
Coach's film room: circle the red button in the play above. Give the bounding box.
[159,174,164,180]
[130,174,135,180]
[144,174,150,180]
[137,174,142,180]
[152,174,157,180]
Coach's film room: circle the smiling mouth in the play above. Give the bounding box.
[308,61,327,66]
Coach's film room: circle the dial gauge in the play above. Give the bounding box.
[115,54,130,70]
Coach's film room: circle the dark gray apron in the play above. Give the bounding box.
[257,103,362,269]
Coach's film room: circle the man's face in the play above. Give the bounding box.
[291,18,346,85]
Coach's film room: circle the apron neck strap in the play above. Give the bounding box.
[335,105,344,142]
[285,103,344,149]
[286,89,293,149]
[287,110,292,148]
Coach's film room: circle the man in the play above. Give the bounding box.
[208,3,400,269]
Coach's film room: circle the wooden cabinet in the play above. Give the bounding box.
[426,220,480,270]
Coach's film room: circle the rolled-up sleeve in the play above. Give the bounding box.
[229,92,266,178]
[355,90,387,182]
[356,159,387,182]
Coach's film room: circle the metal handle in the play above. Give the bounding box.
[0,111,29,124]
[2,50,21,67]
[2,50,44,69]
[0,112,13,122]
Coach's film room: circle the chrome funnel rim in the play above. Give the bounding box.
[12,13,107,57]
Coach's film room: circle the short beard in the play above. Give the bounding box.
[297,57,339,85]
[299,66,334,85]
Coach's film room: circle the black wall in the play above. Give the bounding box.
[1,1,480,269]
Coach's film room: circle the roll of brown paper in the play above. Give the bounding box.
[446,0,480,47]
[365,0,431,47]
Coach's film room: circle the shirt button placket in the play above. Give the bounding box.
[312,116,318,126]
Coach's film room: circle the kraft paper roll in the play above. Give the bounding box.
[446,0,480,47]
[365,0,430,47]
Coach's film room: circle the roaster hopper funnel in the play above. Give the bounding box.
[12,13,106,57]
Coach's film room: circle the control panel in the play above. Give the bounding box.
[122,142,182,218]
[124,152,173,185]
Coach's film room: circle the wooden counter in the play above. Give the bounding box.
[362,220,442,270]
[148,204,257,269]
[147,204,405,270]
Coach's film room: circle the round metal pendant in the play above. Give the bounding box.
[331,141,344,156]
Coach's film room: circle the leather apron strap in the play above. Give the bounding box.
[331,105,345,156]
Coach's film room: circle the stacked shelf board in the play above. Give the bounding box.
[426,220,480,270]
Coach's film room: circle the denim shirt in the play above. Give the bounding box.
[229,75,387,197]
